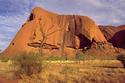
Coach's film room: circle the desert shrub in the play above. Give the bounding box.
[117,54,125,60]
[10,52,43,77]
[46,56,66,61]
[91,55,96,60]
[117,54,125,68]
[76,52,86,62]
[0,56,9,62]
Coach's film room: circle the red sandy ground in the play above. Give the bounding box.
[0,77,17,83]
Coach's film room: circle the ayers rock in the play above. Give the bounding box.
[2,7,107,56]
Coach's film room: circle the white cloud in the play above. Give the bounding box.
[0,13,29,51]
[85,0,104,7]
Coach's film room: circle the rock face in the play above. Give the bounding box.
[2,7,106,56]
[99,25,125,49]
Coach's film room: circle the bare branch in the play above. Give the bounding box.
[46,28,63,36]
[46,24,55,33]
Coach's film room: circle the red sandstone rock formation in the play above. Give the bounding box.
[99,25,125,48]
[2,7,106,56]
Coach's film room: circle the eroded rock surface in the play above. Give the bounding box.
[2,7,107,56]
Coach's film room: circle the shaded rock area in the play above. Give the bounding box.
[99,25,125,49]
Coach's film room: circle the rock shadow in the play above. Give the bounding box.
[109,30,125,49]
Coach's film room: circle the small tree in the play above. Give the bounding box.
[11,52,43,77]
[39,19,63,55]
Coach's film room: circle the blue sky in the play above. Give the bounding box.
[0,0,125,51]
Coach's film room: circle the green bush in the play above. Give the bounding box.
[117,54,125,61]
[76,52,86,61]
[117,54,125,68]
[91,55,96,60]
[10,52,43,76]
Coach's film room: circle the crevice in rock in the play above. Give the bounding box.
[12,43,15,46]
[28,13,34,21]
